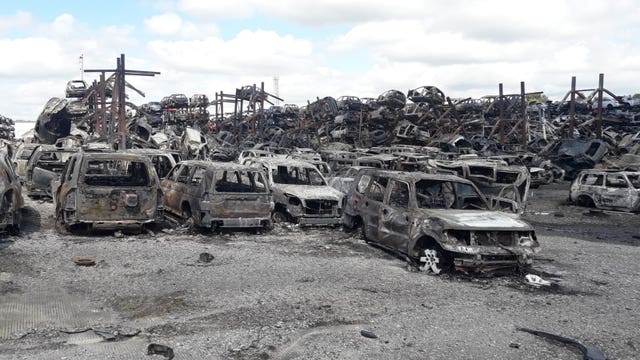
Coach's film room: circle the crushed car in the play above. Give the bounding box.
[53,151,164,232]
[569,170,640,212]
[342,169,539,273]
[250,158,344,226]
[161,161,273,230]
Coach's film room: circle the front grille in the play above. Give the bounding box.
[304,199,338,215]
[473,231,515,246]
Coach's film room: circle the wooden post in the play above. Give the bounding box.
[568,76,576,139]
[596,73,604,139]
[521,81,527,146]
[498,83,505,144]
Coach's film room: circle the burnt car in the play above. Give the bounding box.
[250,158,343,226]
[65,80,87,98]
[342,170,539,273]
[161,94,189,109]
[53,151,164,232]
[124,149,176,179]
[26,145,76,198]
[189,94,209,108]
[11,143,39,183]
[161,161,272,230]
[569,170,640,212]
[336,96,362,111]
[0,149,23,234]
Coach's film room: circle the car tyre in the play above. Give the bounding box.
[418,247,452,275]
[271,210,288,223]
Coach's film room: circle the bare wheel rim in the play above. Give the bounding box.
[419,248,443,274]
[272,211,287,223]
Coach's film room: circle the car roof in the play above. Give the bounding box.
[358,169,473,184]
[176,160,260,171]
[78,151,152,161]
[251,157,317,168]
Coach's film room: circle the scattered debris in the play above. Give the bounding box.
[198,252,214,263]
[516,327,606,360]
[525,274,552,287]
[360,330,378,339]
[147,343,175,359]
[74,258,96,266]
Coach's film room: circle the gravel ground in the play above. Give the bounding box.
[0,182,639,359]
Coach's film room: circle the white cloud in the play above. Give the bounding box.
[3,1,640,122]
[147,29,313,76]
[0,11,34,33]
[144,12,218,38]
[177,0,255,20]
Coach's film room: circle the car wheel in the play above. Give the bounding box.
[352,219,367,241]
[577,195,595,208]
[418,247,451,275]
[271,210,288,223]
[55,210,69,234]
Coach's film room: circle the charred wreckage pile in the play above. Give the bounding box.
[3,54,640,276]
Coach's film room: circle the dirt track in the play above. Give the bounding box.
[0,182,639,359]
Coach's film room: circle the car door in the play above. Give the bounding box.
[360,175,388,241]
[162,164,188,214]
[172,165,192,212]
[379,179,413,251]
[185,166,206,212]
[601,174,634,210]
[576,173,604,204]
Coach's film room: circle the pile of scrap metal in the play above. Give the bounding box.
[0,115,15,140]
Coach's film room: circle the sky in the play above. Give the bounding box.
[0,0,639,122]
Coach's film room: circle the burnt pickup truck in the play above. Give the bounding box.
[342,169,539,273]
[250,158,344,226]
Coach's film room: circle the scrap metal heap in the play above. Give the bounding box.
[23,65,640,213]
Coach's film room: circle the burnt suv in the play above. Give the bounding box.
[250,158,343,226]
[342,169,539,273]
[53,151,164,232]
[161,161,273,230]
[569,170,640,212]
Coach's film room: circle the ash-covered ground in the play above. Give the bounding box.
[0,182,639,359]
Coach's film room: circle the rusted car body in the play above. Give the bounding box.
[424,159,531,212]
[162,161,272,229]
[26,145,76,198]
[569,170,640,212]
[124,148,176,179]
[251,158,343,226]
[0,149,23,233]
[11,143,39,183]
[237,149,275,165]
[342,169,539,273]
[54,151,163,232]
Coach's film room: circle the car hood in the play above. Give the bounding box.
[276,184,344,201]
[420,209,533,231]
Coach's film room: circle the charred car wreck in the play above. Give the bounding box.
[53,151,164,232]
[161,161,273,230]
[342,169,539,273]
[251,158,344,226]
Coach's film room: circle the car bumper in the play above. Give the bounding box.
[203,216,271,228]
[297,216,342,226]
